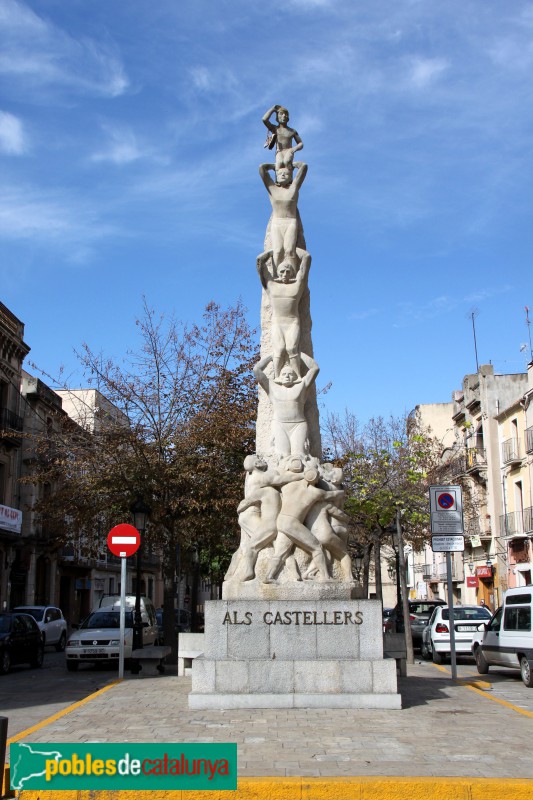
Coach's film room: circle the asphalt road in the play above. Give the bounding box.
[415,651,533,714]
[0,645,122,740]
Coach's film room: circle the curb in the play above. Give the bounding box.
[4,775,533,799]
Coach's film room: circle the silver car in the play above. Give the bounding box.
[14,606,68,652]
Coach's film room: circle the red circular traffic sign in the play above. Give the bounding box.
[437,492,455,510]
[107,523,140,558]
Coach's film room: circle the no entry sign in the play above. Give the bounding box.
[107,523,141,558]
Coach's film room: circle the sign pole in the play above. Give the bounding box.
[107,524,141,680]
[118,554,126,680]
[446,551,457,680]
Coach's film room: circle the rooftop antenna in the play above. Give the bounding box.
[525,306,532,362]
[467,308,479,372]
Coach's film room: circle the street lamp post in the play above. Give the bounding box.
[130,496,151,653]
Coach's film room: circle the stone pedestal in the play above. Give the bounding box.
[189,599,401,710]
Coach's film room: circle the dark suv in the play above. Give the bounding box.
[393,599,447,647]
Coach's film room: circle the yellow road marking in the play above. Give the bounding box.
[431,663,533,718]
[6,678,122,745]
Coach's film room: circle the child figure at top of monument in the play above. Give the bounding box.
[262,105,303,170]
[259,160,307,270]
[257,247,311,379]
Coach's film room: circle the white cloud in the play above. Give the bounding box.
[0,110,28,154]
[91,126,143,165]
[0,0,128,97]
[407,57,449,89]
[393,286,513,327]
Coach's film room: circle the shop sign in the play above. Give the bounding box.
[476,566,492,578]
[466,576,479,587]
[0,503,22,533]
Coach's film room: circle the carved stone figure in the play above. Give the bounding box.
[264,467,344,583]
[262,105,303,171]
[225,455,306,582]
[259,161,307,269]
[257,247,311,378]
[253,352,319,457]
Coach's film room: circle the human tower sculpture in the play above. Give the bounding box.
[224,106,354,592]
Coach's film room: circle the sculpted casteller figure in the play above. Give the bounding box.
[262,104,303,171]
[259,160,307,269]
[225,455,306,582]
[257,247,311,379]
[254,352,319,457]
[265,467,344,583]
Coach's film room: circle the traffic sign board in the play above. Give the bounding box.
[107,524,141,558]
[431,535,465,552]
[429,485,464,534]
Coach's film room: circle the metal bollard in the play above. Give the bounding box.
[0,717,8,799]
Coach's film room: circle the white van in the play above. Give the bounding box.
[65,595,158,671]
[472,586,533,687]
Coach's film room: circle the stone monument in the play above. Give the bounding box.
[189,105,401,709]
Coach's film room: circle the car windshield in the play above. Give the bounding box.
[442,607,492,621]
[80,611,133,629]
[0,616,12,632]
[15,607,44,621]
[410,604,442,616]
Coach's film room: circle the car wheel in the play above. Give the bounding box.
[66,661,79,672]
[31,645,44,668]
[0,649,10,675]
[474,646,489,675]
[520,656,533,688]
[431,643,443,664]
[55,632,66,652]
[421,640,431,660]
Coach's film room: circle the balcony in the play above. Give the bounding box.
[500,507,533,537]
[0,407,23,447]
[501,438,522,466]
[526,426,533,454]
[465,447,487,472]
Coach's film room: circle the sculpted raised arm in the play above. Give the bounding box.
[300,352,320,387]
[262,105,279,133]
[253,354,273,394]
[295,248,311,284]
[259,163,275,189]
[292,162,308,191]
[256,250,273,290]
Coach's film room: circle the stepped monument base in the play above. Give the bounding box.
[189,600,401,710]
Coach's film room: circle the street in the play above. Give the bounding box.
[0,644,121,740]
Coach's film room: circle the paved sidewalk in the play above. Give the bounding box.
[5,661,533,779]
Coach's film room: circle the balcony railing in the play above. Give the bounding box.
[0,407,23,431]
[465,447,486,470]
[502,438,521,465]
[526,426,533,454]
[500,507,533,536]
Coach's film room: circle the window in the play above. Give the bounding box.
[488,608,502,631]
[504,607,531,631]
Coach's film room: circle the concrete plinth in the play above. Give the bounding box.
[189,599,401,710]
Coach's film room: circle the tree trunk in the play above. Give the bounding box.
[162,544,178,662]
[372,529,383,602]
[397,509,414,665]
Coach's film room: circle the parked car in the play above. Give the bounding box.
[14,605,68,651]
[392,599,447,646]
[65,603,158,671]
[0,611,45,674]
[382,607,395,634]
[472,586,533,687]
[421,604,492,663]
[155,608,191,643]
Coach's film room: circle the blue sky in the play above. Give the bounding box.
[1,0,532,424]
